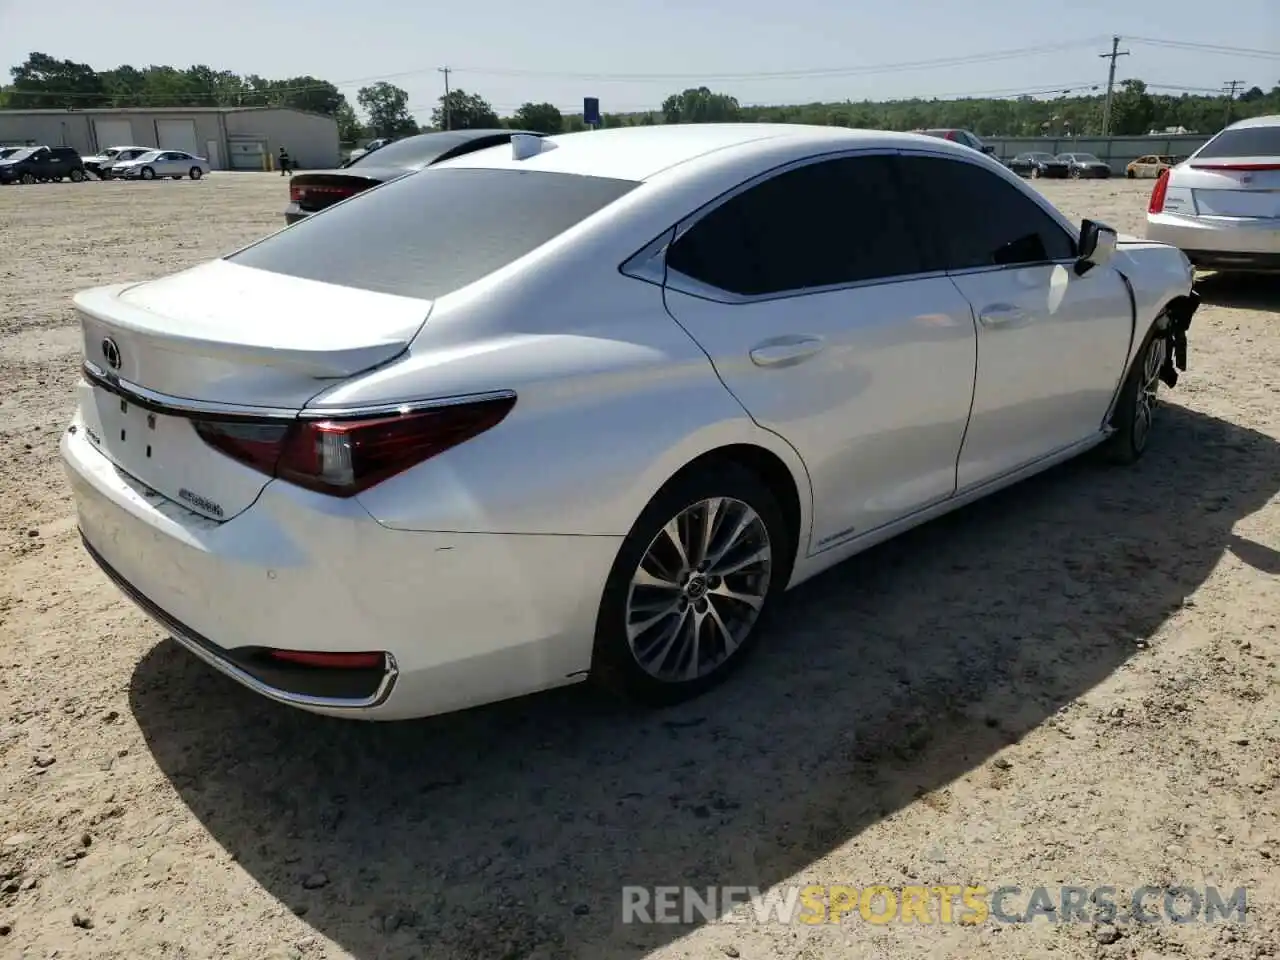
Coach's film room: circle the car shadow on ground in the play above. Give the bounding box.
[129,403,1280,960]
[1195,272,1280,312]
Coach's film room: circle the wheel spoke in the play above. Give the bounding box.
[697,497,724,565]
[660,518,692,573]
[631,564,681,592]
[703,600,738,658]
[709,582,764,611]
[705,510,757,571]
[626,600,681,641]
[637,606,692,672]
[710,545,770,578]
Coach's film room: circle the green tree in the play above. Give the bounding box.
[357,81,418,138]
[432,89,500,130]
[511,101,563,134]
[335,101,364,142]
[661,86,741,124]
[7,52,106,108]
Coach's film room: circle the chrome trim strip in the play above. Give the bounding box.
[82,360,516,422]
[81,531,399,711]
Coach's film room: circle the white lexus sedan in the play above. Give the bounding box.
[112,149,208,180]
[62,125,1200,721]
[1146,114,1280,273]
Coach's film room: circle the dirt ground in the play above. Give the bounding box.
[0,173,1277,960]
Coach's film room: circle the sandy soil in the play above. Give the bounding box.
[0,174,1277,960]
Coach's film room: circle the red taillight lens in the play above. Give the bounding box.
[945,131,957,141]
[1148,169,1170,214]
[193,395,516,497]
[289,183,361,204]
[1190,162,1280,171]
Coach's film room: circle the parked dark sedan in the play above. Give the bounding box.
[283,129,542,223]
[1055,152,1113,179]
[1006,151,1070,179]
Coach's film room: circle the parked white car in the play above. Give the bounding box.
[112,150,208,181]
[1146,114,1280,273]
[82,144,151,180]
[62,125,1199,722]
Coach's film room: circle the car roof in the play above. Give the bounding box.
[1224,114,1279,130]
[437,123,955,183]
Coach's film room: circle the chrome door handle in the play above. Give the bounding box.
[749,336,826,368]
[977,304,1029,327]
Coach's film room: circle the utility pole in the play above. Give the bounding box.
[1223,79,1245,126]
[438,66,452,130]
[1098,36,1131,137]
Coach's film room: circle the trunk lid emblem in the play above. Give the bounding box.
[101,337,122,369]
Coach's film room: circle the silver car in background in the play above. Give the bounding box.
[112,149,209,181]
[1146,114,1280,273]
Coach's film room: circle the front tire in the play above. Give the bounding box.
[140,166,155,180]
[18,173,35,185]
[591,462,789,706]
[1031,167,1042,179]
[1103,323,1168,465]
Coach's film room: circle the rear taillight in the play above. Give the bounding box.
[1148,169,1170,214]
[192,395,516,497]
[289,183,361,204]
[1190,162,1280,171]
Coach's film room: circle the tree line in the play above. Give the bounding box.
[3,52,1277,142]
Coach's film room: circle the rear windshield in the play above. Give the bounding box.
[228,167,639,299]
[1197,126,1280,158]
[347,136,459,169]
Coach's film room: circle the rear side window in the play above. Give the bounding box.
[666,155,924,297]
[229,167,638,299]
[897,155,1076,270]
[1196,126,1280,158]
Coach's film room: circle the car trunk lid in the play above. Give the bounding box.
[288,170,392,213]
[1182,158,1280,219]
[74,258,433,520]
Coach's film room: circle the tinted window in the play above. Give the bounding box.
[347,134,508,169]
[229,167,637,299]
[665,156,924,297]
[897,155,1076,270]
[1197,126,1280,158]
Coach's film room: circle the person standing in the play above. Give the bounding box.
[278,146,292,176]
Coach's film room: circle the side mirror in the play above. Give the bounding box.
[1075,219,1118,276]
[981,144,996,155]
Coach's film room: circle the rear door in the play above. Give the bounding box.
[660,152,979,552]
[895,152,1132,489]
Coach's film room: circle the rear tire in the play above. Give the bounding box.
[1070,167,1082,179]
[1102,323,1168,465]
[69,169,85,182]
[18,173,35,185]
[591,462,790,706]
[1031,167,1041,179]
[189,167,203,180]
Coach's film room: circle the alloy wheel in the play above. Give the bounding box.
[625,497,772,682]
[1132,336,1167,452]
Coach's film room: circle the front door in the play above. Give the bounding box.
[896,152,1133,490]
[660,153,978,553]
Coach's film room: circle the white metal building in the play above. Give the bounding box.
[0,106,340,170]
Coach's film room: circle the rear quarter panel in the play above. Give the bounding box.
[313,267,813,542]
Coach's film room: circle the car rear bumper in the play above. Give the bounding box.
[1146,212,1280,269]
[61,416,619,720]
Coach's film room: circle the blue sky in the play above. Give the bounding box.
[1,0,1275,120]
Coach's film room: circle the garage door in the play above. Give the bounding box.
[156,119,199,156]
[93,119,134,151]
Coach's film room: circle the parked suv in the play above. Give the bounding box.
[0,145,86,184]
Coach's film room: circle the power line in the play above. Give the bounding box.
[1124,36,1280,60]
[448,38,1110,82]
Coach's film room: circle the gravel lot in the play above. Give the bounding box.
[0,174,1277,960]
